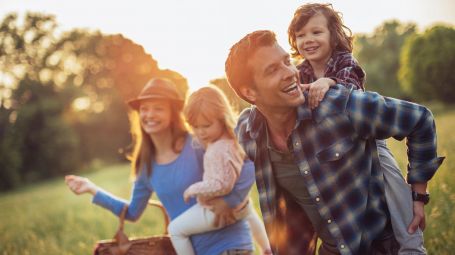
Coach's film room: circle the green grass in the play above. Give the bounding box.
[1,109,454,255]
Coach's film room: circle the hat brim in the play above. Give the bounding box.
[127,95,184,111]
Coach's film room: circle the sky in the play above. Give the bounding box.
[1,0,454,91]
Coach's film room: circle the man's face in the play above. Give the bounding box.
[245,43,304,111]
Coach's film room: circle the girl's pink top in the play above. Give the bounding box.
[184,139,244,199]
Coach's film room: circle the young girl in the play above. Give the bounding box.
[287,3,426,255]
[168,86,272,255]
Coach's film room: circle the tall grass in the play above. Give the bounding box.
[0,110,453,255]
[0,165,168,254]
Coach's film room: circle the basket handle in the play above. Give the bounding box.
[118,199,170,236]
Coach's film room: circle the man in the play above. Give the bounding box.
[225,30,444,255]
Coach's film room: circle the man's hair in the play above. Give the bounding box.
[288,3,353,59]
[225,30,277,103]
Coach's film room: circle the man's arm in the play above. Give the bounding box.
[344,88,444,183]
[342,88,444,233]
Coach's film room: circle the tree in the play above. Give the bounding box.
[0,13,81,190]
[0,12,189,191]
[210,78,250,113]
[399,25,455,103]
[354,20,416,98]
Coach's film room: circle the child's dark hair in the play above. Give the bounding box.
[288,3,353,58]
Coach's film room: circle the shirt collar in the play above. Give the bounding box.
[298,51,346,79]
[246,93,313,139]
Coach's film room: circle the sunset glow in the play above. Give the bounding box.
[1,0,454,92]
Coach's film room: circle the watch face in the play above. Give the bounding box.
[412,191,430,205]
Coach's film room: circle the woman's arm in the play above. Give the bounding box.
[204,159,256,227]
[65,173,153,222]
[222,159,255,207]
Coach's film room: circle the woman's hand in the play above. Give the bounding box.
[65,175,98,196]
[204,198,236,227]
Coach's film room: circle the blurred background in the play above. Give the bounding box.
[0,1,454,254]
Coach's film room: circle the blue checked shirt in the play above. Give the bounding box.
[236,85,444,255]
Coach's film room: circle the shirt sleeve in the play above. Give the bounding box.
[92,171,153,222]
[330,54,366,91]
[223,159,256,208]
[345,88,445,183]
[184,143,242,198]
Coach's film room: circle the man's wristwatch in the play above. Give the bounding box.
[412,191,430,205]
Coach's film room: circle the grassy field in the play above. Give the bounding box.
[1,109,454,255]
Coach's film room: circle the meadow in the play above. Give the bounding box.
[1,109,454,255]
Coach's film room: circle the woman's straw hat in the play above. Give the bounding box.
[127,78,184,110]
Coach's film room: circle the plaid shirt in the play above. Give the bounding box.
[236,85,444,255]
[298,51,366,91]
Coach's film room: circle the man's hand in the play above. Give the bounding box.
[408,182,427,234]
[205,197,236,228]
[300,78,335,109]
[408,201,426,234]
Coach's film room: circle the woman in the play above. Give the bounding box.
[65,78,255,255]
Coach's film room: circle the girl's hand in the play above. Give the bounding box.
[306,78,335,109]
[65,175,98,196]
[183,190,192,203]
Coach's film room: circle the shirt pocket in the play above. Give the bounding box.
[316,137,355,163]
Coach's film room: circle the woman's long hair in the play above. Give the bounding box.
[128,100,188,179]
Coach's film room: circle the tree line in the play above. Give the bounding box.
[0,13,454,191]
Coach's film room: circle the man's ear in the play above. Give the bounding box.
[239,86,257,104]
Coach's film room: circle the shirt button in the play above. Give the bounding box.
[304,170,309,175]
[315,197,320,202]
[327,219,332,224]
[335,152,340,157]
[340,244,345,249]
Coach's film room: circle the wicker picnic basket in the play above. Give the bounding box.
[94,200,177,255]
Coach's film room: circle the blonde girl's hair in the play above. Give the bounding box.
[184,86,245,158]
[128,99,188,179]
[288,3,353,59]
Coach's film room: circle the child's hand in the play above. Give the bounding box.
[183,190,192,203]
[65,175,98,195]
[307,78,334,109]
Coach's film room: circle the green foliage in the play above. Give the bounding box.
[0,106,22,190]
[354,20,416,98]
[0,12,189,191]
[210,77,250,113]
[399,25,455,103]
[5,78,80,186]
